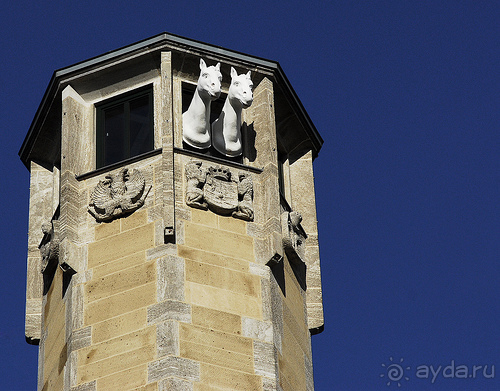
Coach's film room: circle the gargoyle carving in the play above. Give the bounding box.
[282,211,307,263]
[281,211,307,290]
[40,220,60,274]
[88,167,151,222]
[185,160,254,221]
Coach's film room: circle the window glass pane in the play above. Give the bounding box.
[129,94,152,157]
[104,105,125,166]
[96,85,153,169]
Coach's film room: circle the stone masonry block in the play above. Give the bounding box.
[69,326,92,352]
[147,300,191,324]
[178,245,248,273]
[242,317,273,344]
[94,219,120,241]
[191,305,242,335]
[158,377,193,391]
[67,350,78,389]
[157,320,179,357]
[147,243,176,261]
[249,262,270,278]
[190,208,217,228]
[305,354,314,391]
[262,376,279,391]
[70,380,96,391]
[96,363,148,391]
[253,341,277,378]
[148,356,200,383]
[78,345,154,384]
[180,323,253,356]
[69,283,85,333]
[92,307,147,344]
[185,281,262,320]
[85,261,156,303]
[131,383,158,391]
[199,363,263,391]
[92,251,145,280]
[183,221,254,261]
[78,326,155,367]
[157,256,185,302]
[216,215,246,235]
[121,209,148,232]
[185,259,260,298]
[85,282,156,326]
[261,278,273,323]
[180,339,253,374]
[88,223,154,268]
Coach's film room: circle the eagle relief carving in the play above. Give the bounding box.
[185,160,254,221]
[88,167,151,222]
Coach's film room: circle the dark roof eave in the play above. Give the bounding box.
[274,63,324,158]
[19,32,323,169]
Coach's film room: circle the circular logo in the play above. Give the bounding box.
[381,357,410,387]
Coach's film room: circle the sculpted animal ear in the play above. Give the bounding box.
[200,58,207,70]
[215,62,221,72]
[246,70,251,79]
[231,67,238,79]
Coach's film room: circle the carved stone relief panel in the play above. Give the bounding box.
[88,167,151,222]
[185,160,254,221]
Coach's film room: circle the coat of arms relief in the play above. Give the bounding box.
[88,167,151,222]
[185,160,254,221]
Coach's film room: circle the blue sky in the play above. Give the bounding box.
[1,1,498,390]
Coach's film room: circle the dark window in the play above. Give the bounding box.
[278,151,286,197]
[96,86,153,168]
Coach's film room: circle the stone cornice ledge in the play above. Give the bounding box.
[75,148,162,181]
[174,147,263,174]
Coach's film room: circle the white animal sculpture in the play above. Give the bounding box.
[183,59,222,149]
[212,67,253,157]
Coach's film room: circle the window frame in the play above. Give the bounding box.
[95,85,154,169]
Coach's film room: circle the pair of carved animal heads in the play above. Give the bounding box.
[182,58,254,157]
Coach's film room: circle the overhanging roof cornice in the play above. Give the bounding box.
[19,32,323,169]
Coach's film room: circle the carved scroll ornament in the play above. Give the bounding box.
[88,167,151,222]
[185,160,254,221]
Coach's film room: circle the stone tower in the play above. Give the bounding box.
[19,33,324,391]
